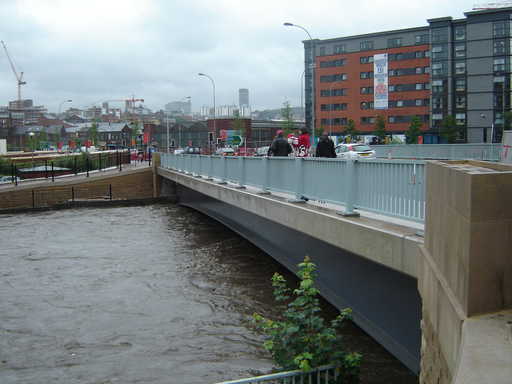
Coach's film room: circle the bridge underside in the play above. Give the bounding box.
[175,184,421,373]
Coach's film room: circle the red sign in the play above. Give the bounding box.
[143,131,150,144]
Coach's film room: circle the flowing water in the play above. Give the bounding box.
[0,204,416,383]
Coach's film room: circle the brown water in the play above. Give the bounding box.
[0,204,417,383]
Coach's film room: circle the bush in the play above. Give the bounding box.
[253,256,361,383]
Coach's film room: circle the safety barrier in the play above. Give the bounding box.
[161,154,426,223]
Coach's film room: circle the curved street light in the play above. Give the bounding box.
[58,99,72,116]
[198,73,216,152]
[284,22,316,147]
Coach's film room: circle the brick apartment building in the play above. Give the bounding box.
[305,7,512,143]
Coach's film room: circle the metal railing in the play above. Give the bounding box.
[372,143,503,161]
[214,365,338,384]
[161,154,426,223]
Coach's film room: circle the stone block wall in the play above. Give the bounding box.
[0,168,154,211]
[419,160,512,384]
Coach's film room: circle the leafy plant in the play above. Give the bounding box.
[405,116,422,144]
[374,115,387,143]
[343,119,358,143]
[281,100,295,136]
[88,122,99,146]
[440,115,458,143]
[253,256,361,383]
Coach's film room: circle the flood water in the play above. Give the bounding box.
[0,204,417,384]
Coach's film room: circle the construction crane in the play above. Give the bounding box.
[1,40,26,104]
[101,97,144,114]
[473,1,512,9]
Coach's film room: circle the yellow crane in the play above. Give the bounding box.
[1,40,26,104]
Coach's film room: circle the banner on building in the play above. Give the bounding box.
[373,53,388,110]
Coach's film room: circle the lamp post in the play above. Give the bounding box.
[284,22,316,147]
[166,111,170,153]
[28,131,35,167]
[58,99,72,116]
[300,69,305,121]
[198,73,216,153]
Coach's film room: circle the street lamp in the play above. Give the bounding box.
[58,99,72,116]
[198,73,216,153]
[28,131,35,167]
[284,22,316,147]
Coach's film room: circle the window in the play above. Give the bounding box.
[360,87,373,94]
[494,39,506,55]
[360,55,374,64]
[455,62,466,75]
[320,59,345,68]
[432,113,443,120]
[454,43,466,58]
[432,98,443,109]
[432,80,444,93]
[455,96,466,108]
[320,73,348,82]
[493,21,507,37]
[319,46,327,56]
[361,116,375,124]
[454,26,466,41]
[415,51,424,58]
[387,37,402,48]
[388,85,395,92]
[333,44,346,54]
[432,63,444,75]
[360,71,373,79]
[455,113,466,125]
[455,78,466,92]
[415,99,423,106]
[320,88,347,97]
[494,57,506,72]
[432,45,443,53]
[321,104,329,111]
[360,101,374,109]
[415,34,429,44]
[424,66,431,74]
[416,67,423,74]
[360,40,374,51]
[432,28,448,42]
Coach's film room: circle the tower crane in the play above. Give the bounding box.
[1,40,26,104]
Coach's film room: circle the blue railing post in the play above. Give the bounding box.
[236,156,246,189]
[195,155,202,178]
[205,155,213,180]
[258,156,271,194]
[288,157,306,203]
[339,159,360,217]
[218,155,227,184]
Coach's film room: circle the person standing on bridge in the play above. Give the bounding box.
[315,132,336,158]
[267,130,292,157]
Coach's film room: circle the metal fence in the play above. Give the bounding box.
[214,365,338,384]
[161,154,426,223]
[372,143,503,161]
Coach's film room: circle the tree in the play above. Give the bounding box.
[281,100,295,136]
[440,115,458,143]
[374,115,387,143]
[253,256,361,382]
[343,119,358,143]
[405,116,422,144]
[88,122,98,146]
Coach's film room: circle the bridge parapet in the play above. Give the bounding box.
[419,160,512,384]
[161,153,426,223]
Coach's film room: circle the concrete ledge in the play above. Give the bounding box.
[158,167,422,278]
[454,310,512,384]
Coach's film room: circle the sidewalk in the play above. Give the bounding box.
[0,160,151,191]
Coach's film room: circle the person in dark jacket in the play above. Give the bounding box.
[268,130,292,157]
[315,132,337,158]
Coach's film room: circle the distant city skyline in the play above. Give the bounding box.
[1,1,471,113]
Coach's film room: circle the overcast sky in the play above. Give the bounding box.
[1,0,473,114]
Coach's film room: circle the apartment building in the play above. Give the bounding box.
[306,7,512,143]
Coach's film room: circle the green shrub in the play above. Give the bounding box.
[253,256,362,383]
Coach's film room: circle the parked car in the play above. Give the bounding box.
[255,146,270,156]
[174,148,185,155]
[335,143,376,159]
[215,147,235,156]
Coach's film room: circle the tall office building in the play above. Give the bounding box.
[306,7,512,143]
[239,88,249,107]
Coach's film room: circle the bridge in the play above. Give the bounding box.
[155,153,512,384]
